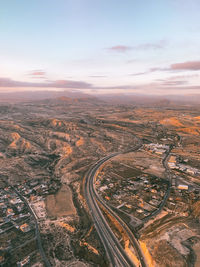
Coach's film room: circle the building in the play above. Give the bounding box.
[168,162,176,169]
[177,184,188,190]
[6,208,15,216]
[169,155,176,163]
[186,169,196,175]
[10,198,22,205]
[154,148,166,155]
[17,256,30,267]
[99,185,108,192]
[19,223,31,233]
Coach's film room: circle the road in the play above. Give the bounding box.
[84,151,147,267]
[94,186,147,267]
[143,147,172,223]
[6,182,51,267]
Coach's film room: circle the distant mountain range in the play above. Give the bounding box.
[0,90,89,102]
[0,90,200,105]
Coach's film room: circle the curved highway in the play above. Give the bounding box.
[84,152,147,267]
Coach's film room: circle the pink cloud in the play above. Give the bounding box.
[130,61,200,77]
[135,40,167,50]
[108,40,167,54]
[28,70,46,80]
[89,75,107,78]
[159,80,188,86]
[52,80,92,88]
[130,67,168,76]
[170,61,200,71]
[0,77,92,89]
[108,45,132,53]
[31,70,46,76]
[130,71,150,76]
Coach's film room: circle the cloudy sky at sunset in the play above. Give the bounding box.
[1,0,200,95]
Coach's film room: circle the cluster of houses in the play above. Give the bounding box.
[168,155,200,176]
[0,185,33,266]
[144,143,170,156]
[166,181,200,217]
[97,173,168,220]
[16,178,60,199]
[127,176,168,220]
[16,178,60,222]
[0,178,60,266]
[17,179,49,197]
[0,186,32,234]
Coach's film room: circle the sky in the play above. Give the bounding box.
[1,0,200,95]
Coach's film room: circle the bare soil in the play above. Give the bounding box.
[46,185,76,217]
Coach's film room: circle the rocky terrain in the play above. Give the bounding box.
[0,98,200,266]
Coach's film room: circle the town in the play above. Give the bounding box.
[0,178,60,266]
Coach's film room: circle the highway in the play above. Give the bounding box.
[94,186,147,267]
[84,152,147,267]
